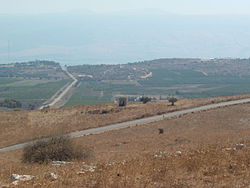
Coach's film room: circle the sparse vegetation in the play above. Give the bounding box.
[0,95,250,187]
[0,94,249,149]
[22,136,84,164]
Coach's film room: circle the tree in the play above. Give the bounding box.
[168,97,178,106]
[140,96,151,104]
[118,97,127,107]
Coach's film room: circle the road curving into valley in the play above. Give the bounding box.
[1,97,250,153]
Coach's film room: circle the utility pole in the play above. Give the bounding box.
[8,40,10,63]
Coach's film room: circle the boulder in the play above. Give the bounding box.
[11,174,35,181]
[175,151,182,156]
[46,173,58,180]
[10,174,35,185]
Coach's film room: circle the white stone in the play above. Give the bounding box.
[81,165,97,172]
[10,174,35,185]
[11,174,35,181]
[176,151,182,156]
[46,173,58,180]
[51,161,72,166]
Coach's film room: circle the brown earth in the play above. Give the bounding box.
[0,97,250,187]
[1,94,250,148]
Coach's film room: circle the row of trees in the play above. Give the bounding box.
[0,99,22,108]
[118,96,178,107]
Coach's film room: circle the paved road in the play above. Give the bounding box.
[39,66,78,109]
[1,98,250,153]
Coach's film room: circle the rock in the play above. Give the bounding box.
[235,144,246,150]
[10,174,35,185]
[224,148,233,151]
[78,165,97,174]
[46,173,58,180]
[77,171,85,175]
[11,174,35,181]
[51,161,72,166]
[175,151,182,156]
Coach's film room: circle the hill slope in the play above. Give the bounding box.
[0,95,250,187]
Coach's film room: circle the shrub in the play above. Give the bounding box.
[158,128,164,134]
[140,96,152,104]
[22,136,85,163]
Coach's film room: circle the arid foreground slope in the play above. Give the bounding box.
[1,94,250,148]
[0,95,250,187]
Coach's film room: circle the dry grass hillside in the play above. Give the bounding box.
[1,94,250,148]
[0,95,250,187]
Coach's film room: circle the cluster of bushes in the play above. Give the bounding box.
[0,99,22,108]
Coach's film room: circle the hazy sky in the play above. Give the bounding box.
[1,0,250,15]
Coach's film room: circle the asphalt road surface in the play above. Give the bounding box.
[39,66,78,109]
[1,98,250,153]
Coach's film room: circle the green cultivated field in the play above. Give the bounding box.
[66,68,250,107]
[3,65,250,108]
[0,78,70,106]
[65,82,112,106]
[139,69,250,98]
[0,77,21,85]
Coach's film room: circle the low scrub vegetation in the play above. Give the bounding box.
[140,96,152,104]
[22,136,85,164]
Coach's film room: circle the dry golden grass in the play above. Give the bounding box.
[0,143,250,188]
[0,99,250,187]
[1,94,250,148]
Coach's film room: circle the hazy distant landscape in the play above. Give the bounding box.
[2,1,250,187]
[2,58,250,109]
[1,12,250,65]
